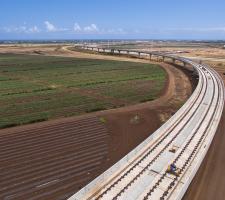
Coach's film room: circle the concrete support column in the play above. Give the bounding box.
[138,52,141,58]
[192,67,198,76]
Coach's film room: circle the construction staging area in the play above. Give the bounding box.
[69,47,224,200]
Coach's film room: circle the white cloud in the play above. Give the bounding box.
[1,25,40,34]
[117,28,126,34]
[28,26,40,33]
[75,23,125,34]
[74,23,81,32]
[73,23,104,34]
[44,21,69,32]
[44,21,57,32]
[2,27,11,33]
[104,28,126,35]
[198,27,225,32]
[167,27,225,33]
[84,24,99,32]
[19,26,27,32]
[1,21,130,35]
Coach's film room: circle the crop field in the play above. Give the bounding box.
[0,54,166,128]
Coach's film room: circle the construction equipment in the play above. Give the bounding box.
[166,164,181,176]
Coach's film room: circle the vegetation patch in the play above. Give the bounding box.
[0,53,166,128]
[99,117,107,124]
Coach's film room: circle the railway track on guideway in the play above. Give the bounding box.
[68,46,224,200]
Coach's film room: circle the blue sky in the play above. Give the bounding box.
[0,0,225,40]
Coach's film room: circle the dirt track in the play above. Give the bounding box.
[0,46,194,199]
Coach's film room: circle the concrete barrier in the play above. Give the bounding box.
[68,46,224,200]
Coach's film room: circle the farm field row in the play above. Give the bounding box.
[0,116,110,200]
[0,53,166,128]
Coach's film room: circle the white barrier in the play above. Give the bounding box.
[68,47,224,200]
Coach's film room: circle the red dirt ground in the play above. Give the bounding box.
[0,47,195,200]
[0,116,109,200]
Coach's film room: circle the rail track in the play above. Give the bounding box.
[69,47,224,200]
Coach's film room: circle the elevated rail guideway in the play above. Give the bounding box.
[68,46,224,200]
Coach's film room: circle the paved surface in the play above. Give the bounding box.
[69,48,224,200]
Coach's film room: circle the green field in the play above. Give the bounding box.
[0,54,166,128]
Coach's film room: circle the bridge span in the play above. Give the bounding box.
[68,46,224,200]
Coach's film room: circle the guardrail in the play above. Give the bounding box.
[68,46,224,200]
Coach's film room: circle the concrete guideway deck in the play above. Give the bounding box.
[68,47,225,200]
